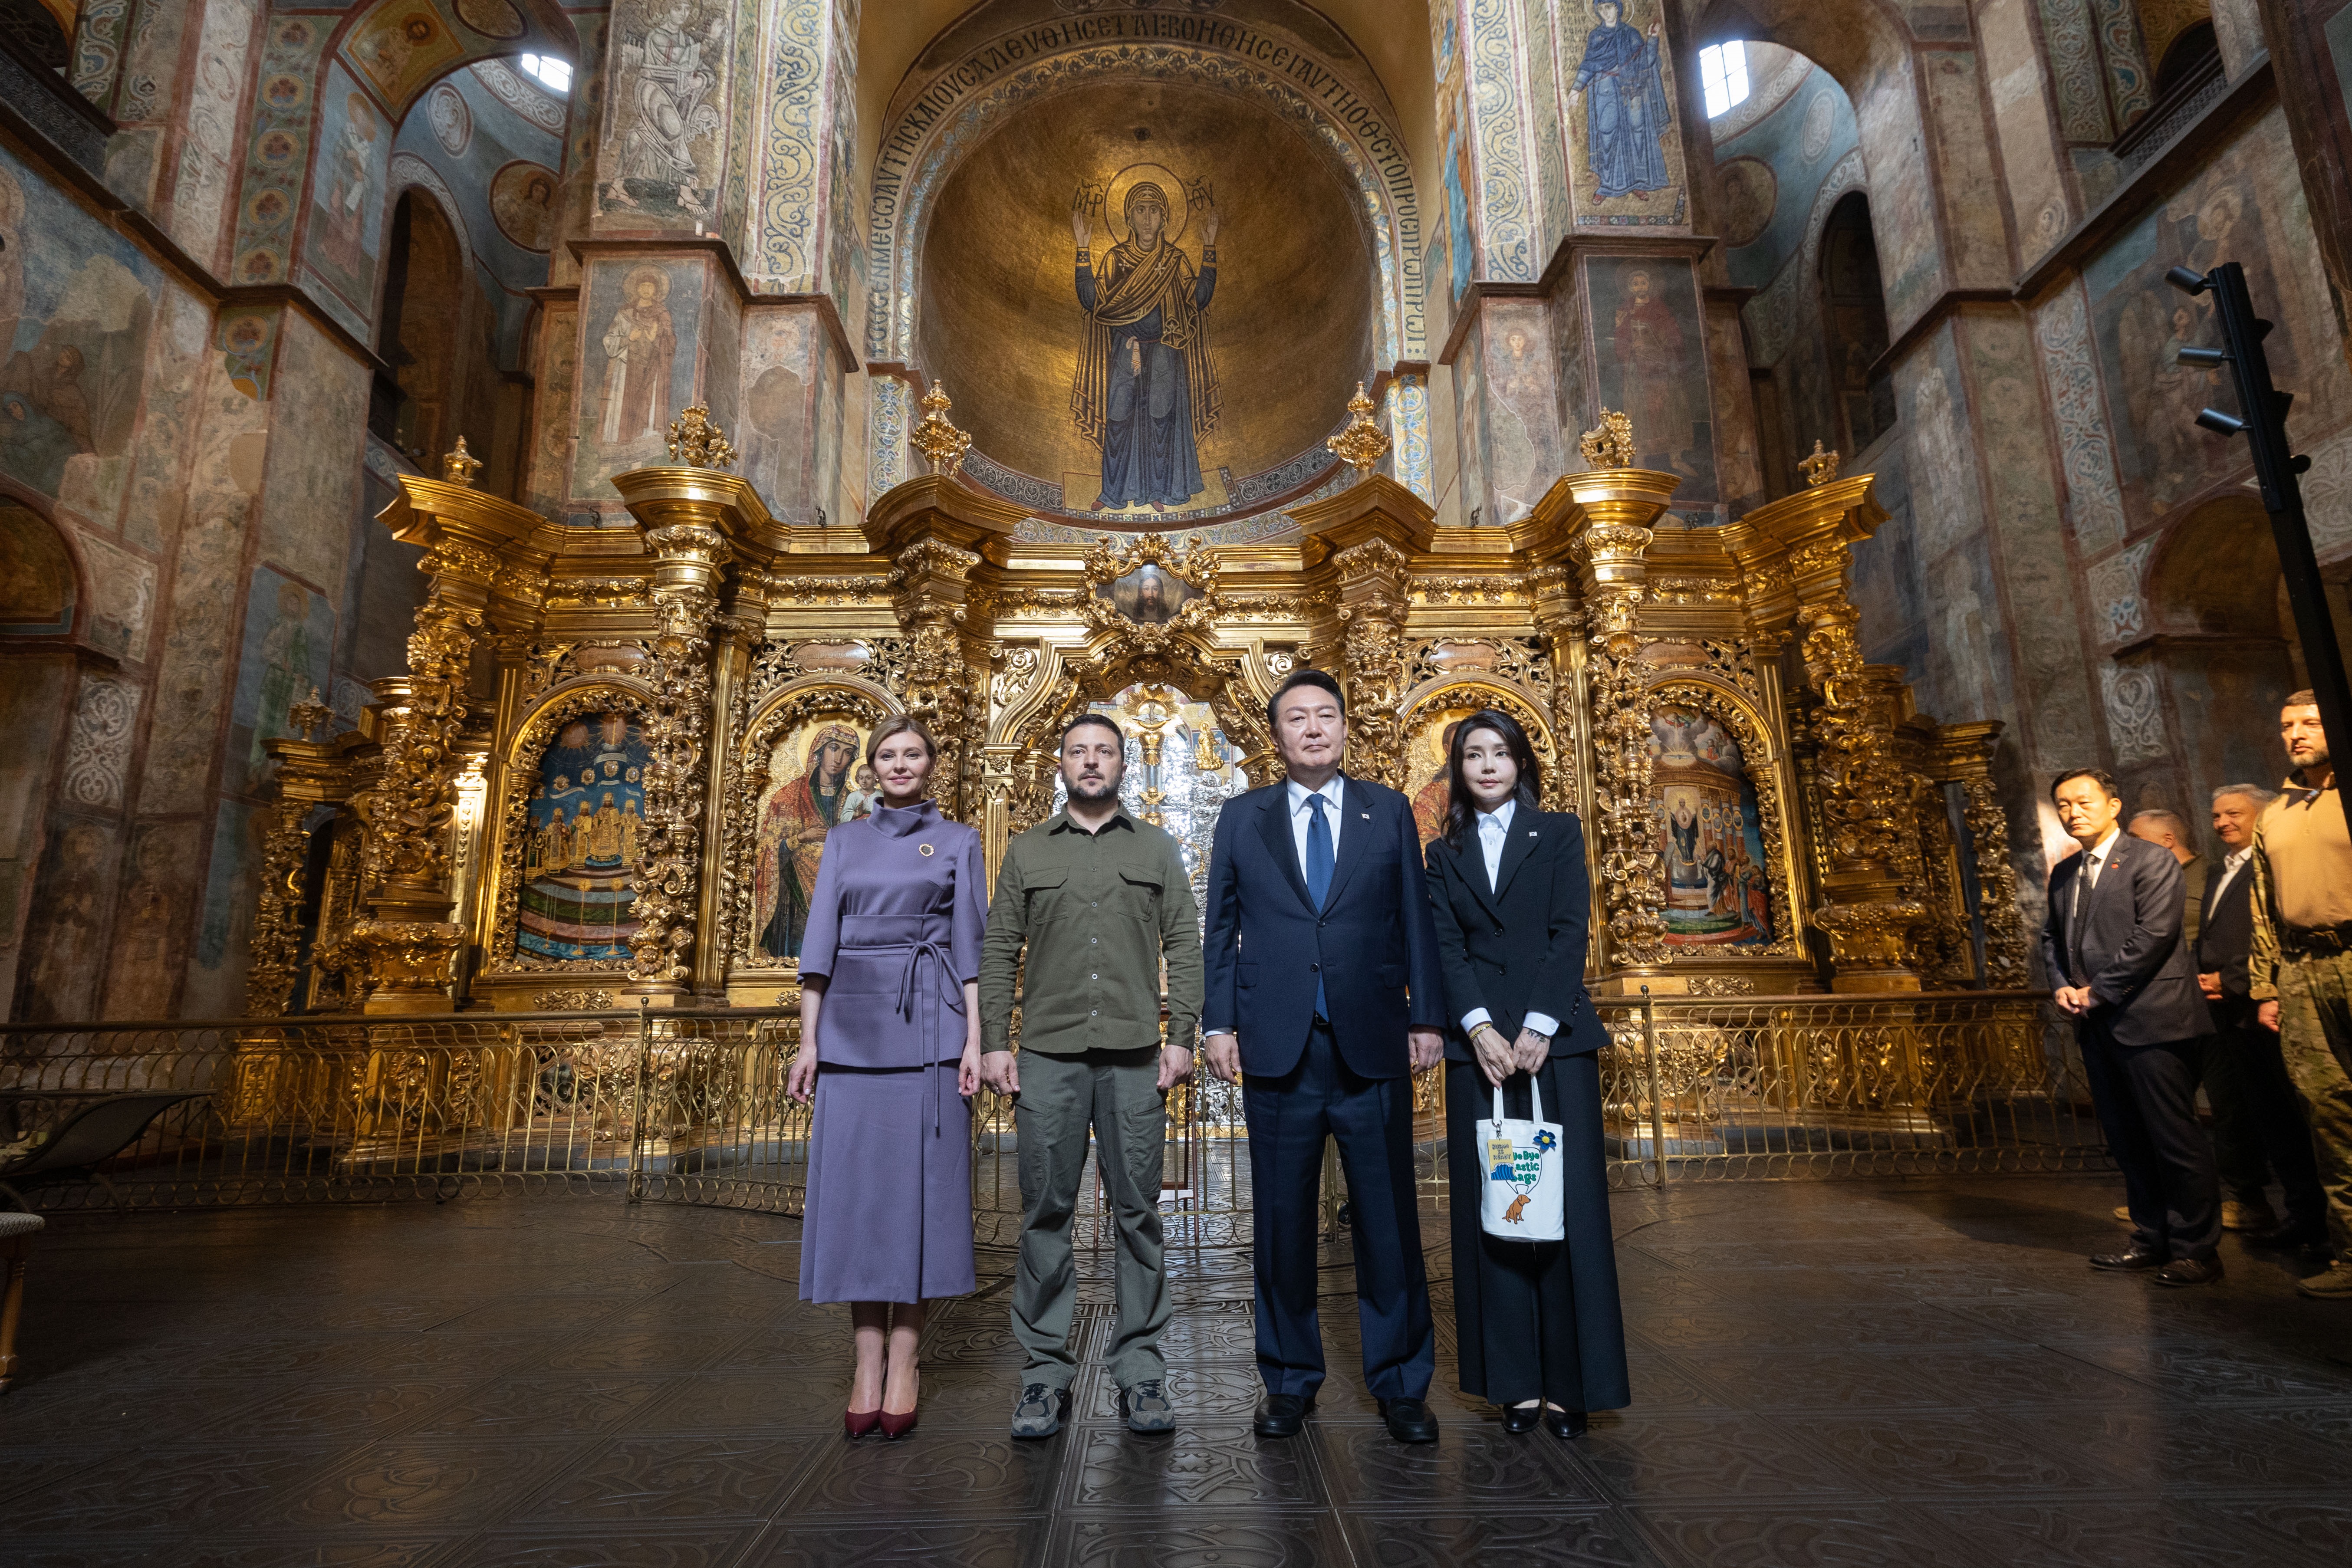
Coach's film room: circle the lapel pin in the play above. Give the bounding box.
[1360,812,1370,820]
[1528,831,1539,838]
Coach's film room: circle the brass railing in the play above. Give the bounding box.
[1592,990,2100,1186]
[0,992,2096,1220]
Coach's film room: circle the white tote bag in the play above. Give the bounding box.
[1477,1073,1566,1243]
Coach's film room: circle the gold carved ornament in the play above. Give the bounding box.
[1326,381,1391,474]
[632,573,723,986]
[243,797,316,1016]
[909,384,972,477]
[441,436,484,487]
[1579,409,1638,470]
[1079,532,1220,645]
[288,686,336,741]
[1571,523,1669,967]
[1799,440,1841,488]
[667,404,739,470]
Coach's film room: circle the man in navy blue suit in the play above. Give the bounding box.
[1202,668,1447,1443]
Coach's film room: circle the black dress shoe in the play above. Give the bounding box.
[2089,1247,2164,1271]
[1253,1392,1314,1438]
[1500,1403,1541,1435]
[2155,1255,2224,1286]
[1543,1407,1589,1440]
[2246,1220,2329,1251]
[1378,1395,1440,1444]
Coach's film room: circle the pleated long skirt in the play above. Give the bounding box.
[799,1061,977,1304]
[1444,1053,1631,1410]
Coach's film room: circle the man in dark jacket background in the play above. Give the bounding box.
[2197,784,2327,1248]
[2042,768,2221,1285]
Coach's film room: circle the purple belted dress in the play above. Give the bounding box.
[797,799,986,1304]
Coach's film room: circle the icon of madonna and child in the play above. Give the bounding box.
[1649,704,1775,946]
[752,720,884,961]
[518,711,652,963]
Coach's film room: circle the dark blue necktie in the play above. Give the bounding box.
[1306,793,1333,1020]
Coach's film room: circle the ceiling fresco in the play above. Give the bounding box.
[918,78,1377,523]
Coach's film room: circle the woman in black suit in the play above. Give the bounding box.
[1423,709,1628,1437]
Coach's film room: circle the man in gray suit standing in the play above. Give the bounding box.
[2043,768,2221,1284]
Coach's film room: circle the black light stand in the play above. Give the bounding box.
[2168,261,2352,814]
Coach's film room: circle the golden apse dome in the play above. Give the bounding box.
[917,77,1380,526]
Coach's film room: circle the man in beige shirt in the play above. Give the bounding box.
[2250,690,2352,1299]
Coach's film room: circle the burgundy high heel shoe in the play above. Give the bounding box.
[844,1408,881,1439]
[878,1405,918,1440]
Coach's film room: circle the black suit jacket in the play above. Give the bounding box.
[2195,854,2256,1002]
[2039,832,2212,1046]
[1201,776,1446,1079]
[1423,808,1611,1061]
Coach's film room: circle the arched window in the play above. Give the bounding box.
[1817,192,1895,454]
[369,192,465,465]
[2153,20,2218,99]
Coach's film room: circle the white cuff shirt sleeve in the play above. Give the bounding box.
[1462,1008,1560,1037]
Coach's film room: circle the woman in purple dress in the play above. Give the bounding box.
[784,717,985,1440]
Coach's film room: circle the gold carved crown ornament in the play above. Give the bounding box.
[287,685,336,743]
[1799,440,1841,487]
[910,383,972,477]
[667,404,739,470]
[441,435,483,487]
[1326,381,1391,474]
[1578,408,1637,469]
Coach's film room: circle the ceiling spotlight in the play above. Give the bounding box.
[2166,265,2209,295]
[2195,408,2247,436]
[2176,346,2227,368]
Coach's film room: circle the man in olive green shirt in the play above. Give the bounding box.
[979,713,1202,1435]
[2250,691,2352,1298]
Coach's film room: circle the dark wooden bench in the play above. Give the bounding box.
[0,1091,210,1210]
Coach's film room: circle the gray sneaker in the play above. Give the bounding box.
[1010,1381,1070,1439]
[1119,1378,1175,1433]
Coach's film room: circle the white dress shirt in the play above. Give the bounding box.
[1286,773,1346,876]
[1458,798,1560,1042]
[2215,845,2252,894]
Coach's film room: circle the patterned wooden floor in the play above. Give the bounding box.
[3,1174,2349,1566]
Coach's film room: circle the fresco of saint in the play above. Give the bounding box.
[1569,2,1671,200]
[754,722,862,960]
[1610,266,1694,475]
[1069,179,1221,512]
[609,0,724,212]
[599,266,676,447]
